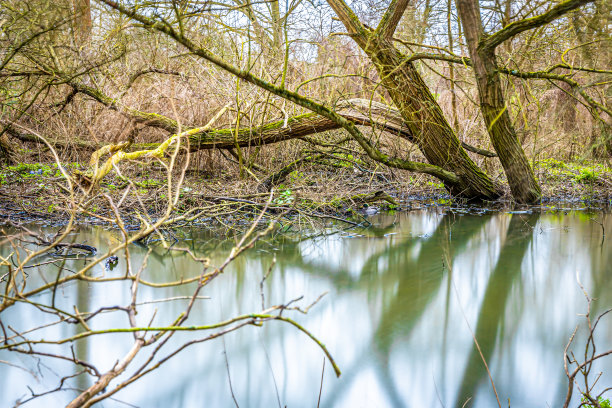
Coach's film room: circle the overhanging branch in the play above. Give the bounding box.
[481,0,595,51]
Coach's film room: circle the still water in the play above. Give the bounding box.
[1,210,611,407]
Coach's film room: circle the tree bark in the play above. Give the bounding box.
[0,133,15,164]
[72,0,92,44]
[555,82,577,132]
[456,0,542,203]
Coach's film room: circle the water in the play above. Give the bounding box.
[1,210,611,407]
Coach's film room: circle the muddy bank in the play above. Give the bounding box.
[0,158,610,228]
[1,180,609,231]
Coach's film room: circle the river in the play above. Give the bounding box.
[1,210,611,407]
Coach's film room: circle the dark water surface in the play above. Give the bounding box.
[1,210,611,407]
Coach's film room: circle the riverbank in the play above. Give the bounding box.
[0,158,610,227]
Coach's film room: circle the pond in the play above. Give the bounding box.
[1,210,611,407]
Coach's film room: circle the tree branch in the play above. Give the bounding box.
[70,81,180,132]
[325,0,370,47]
[482,0,595,51]
[375,0,410,39]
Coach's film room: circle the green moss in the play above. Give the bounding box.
[7,163,54,177]
[575,168,597,183]
[288,170,304,183]
[128,143,160,151]
[327,152,363,168]
[0,162,82,185]
[274,188,294,205]
[135,179,163,188]
[538,158,568,169]
[427,180,445,189]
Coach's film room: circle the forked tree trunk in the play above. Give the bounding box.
[457,0,542,203]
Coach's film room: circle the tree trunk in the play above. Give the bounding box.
[0,133,15,164]
[326,0,501,201]
[72,0,92,45]
[555,81,577,132]
[270,0,284,50]
[365,39,501,200]
[457,0,542,204]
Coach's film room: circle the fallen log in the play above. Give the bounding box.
[129,98,497,157]
[4,97,496,157]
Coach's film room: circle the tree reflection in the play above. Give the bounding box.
[456,214,539,406]
[5,212,609,407]
[322,213,492,406]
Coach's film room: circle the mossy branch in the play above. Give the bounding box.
[70,81,180,132]
[77,105,230,187]
[481,0,595,51]
[375,0,410,39]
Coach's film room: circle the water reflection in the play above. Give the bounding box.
[456,214,539,407]
[0,211,610,407]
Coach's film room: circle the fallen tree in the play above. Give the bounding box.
[6,96,496,188]
[7,81,496,156]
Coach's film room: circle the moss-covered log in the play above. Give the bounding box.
[5,94,496,158]
[68,82,498,156]
[164,99,495,155]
